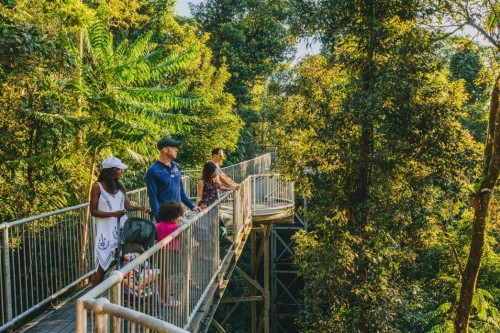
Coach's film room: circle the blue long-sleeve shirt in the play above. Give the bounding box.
[146,160,194,220]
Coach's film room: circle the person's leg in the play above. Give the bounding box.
[92,265,105,288]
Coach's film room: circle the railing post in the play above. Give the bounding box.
[253,176,257,213]
[75,299,87,333]
[2,223,12,332]
[233,185,241,243]
[288,180,294,205]
[110,276,121,332]
[181,229,192,325]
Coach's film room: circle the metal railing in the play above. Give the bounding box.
[0,188,150,332]
[75,174,293,333]
[182,153,272,197]
[0,153,272,332]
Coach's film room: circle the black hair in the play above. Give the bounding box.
[158,200,184,222]
[97,168,125,193]
[211,147,222,156]
[202,161,217,183]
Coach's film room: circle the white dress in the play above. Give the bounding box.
[94,182,128,270]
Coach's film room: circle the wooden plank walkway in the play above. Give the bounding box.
[17,288,89,333]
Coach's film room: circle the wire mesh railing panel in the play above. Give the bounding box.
[222,154,272,184]
[0,204,95,331]
[251,175,294,214]
[0,188,151,332]
[179,172,200,201]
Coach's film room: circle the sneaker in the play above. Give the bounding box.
[162,296,180,307]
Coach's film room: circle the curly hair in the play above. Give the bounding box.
[158,200,184,222]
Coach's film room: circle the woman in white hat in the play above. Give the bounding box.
[90,157,150,287]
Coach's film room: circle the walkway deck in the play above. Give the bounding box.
[18,289,88,333]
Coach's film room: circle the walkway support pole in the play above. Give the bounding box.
[251,229,257,333]
[263,225,271,333]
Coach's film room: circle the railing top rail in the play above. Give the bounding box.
[84,298,189,333]
[182,152,272,173]
[1,176,190,228]
[2,202,90,227]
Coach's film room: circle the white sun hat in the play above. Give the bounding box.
[102,157,128,169]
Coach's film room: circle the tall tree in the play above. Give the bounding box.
[432,2,500,331]
[0,0,82,218]
[133,2,243,167]
[192,0,294,158]
[274,1,482,330]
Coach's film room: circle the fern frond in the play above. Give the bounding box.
[472,289,488,319]
[426,320,453,333]
[117,80,192,101]
[150,43,199,79]
[85,20,111,65]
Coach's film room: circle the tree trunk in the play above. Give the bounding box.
[454,72,500,333]
[454,192,490,332]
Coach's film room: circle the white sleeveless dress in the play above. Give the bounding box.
[94,182,128,270]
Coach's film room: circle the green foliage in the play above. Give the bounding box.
[427,289,500,332]
[0,0,81,219]
[192,0,295,159]
[127,4,243,168]
[273,2,485,330]
[0,1,242,220]
[62,18,204,167]
[449,45,489,143]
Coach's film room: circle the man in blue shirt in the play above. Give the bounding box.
[146,138,202,221]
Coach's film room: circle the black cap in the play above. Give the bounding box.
[157,137,180,150]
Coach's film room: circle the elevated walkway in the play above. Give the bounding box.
[0,154,296,333]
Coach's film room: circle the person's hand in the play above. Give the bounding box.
[142,207,150,213]
[192,206,202,213]
[233,184,241,190]
[111,210,126,218]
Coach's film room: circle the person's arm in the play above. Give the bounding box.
[181,179,202,212]
[196,179,204,206]
[124,194,150,213]
[219,172,240,190]
[216,180,232,192]
[89,183,126,218]
[146,169,160,220]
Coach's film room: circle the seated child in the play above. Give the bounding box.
[122,252,159,297]
[156,200,184,307]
